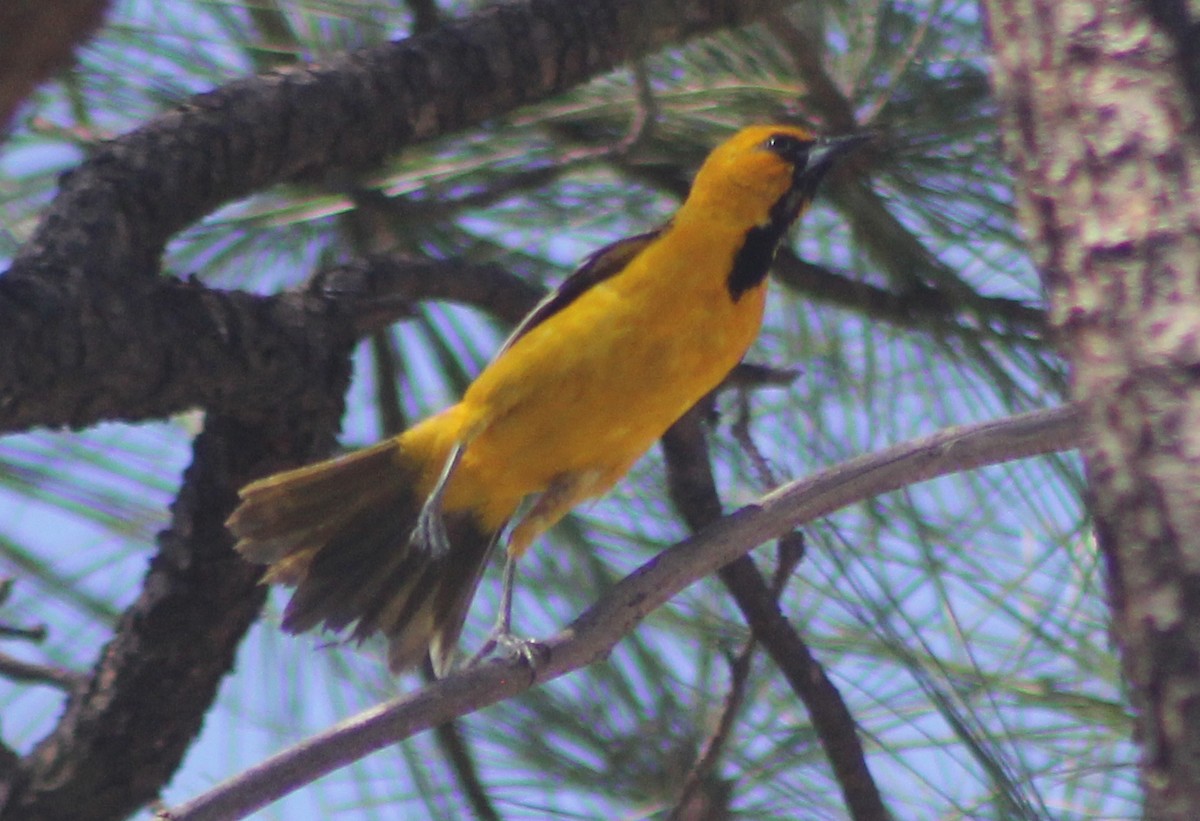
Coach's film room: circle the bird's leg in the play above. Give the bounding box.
[468,470,604,668]
[410,443,463,557]
[466,552,527,668]
[495,550,518,639]
[466,553,525,667]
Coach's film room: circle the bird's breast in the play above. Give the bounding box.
[444,230,769,521]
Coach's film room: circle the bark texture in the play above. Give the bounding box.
[0,0,784,436]
[985,0,1200,815]
[8,411,347,821]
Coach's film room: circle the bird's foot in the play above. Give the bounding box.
[410,500,450,556]
[466,628,546,670]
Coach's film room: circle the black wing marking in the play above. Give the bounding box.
[497,225,668,354]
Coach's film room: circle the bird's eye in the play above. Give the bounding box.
[765,133,810,164]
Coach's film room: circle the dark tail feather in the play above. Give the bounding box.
[227,438,500,674]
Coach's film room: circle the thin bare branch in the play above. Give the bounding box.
[772,250,1047,343]
[0,652,84,692]
[668,637,753,821]
[163,403,1081,821]
[428,705,502,821]
[663,410,889,821]
[0,624,46,643]
[730,389,781,489]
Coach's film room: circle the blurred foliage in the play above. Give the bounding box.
[0,0,1133,819]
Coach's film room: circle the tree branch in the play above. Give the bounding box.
[0,0,793,434]
[668,634,751,821]
[0,652,83,692]
[311,255,542,335]
[163,403,1082,821]
[662,410,890,821]
[6,407,349,820]
[772,250,1047,344]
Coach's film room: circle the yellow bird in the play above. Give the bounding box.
[228,125,867,675]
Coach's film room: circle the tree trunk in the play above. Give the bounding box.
[984,0,1200,816]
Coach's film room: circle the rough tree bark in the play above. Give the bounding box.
[1,0,786,436]
[984,0,1200,816]
[0,1,794,819]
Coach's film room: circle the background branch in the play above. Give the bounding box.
[7,409,349,819]
[662,411,890,821]
[0,0,791,433]
[0,653,83,693]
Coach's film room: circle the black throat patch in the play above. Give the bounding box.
[727,220,787,302]
[726,183,809,302]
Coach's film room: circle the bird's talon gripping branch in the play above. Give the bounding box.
[462,553,546,670]
[228,126,868,675]
[465,629,545,671]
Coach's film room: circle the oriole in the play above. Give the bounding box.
[228,125,866,675]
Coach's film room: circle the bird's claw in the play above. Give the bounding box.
[466,629,545,670]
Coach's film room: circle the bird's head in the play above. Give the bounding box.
[685,124,870,230]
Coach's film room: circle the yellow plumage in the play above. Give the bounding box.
[228,124,866,674]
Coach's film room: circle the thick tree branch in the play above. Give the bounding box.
[5,405,350,820]
[0,0,792,434]
[0,256,525,437]
[163,404,1081,821]
[1,282,357,434]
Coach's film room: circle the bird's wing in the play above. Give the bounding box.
[496,225,668,355]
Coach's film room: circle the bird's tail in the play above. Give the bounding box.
[227,413,500,675]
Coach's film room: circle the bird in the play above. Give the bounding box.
[227,124,868,676]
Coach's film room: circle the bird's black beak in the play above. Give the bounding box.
[790,132,872,203]
[766,130,874,231]
[803,133,874,177]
